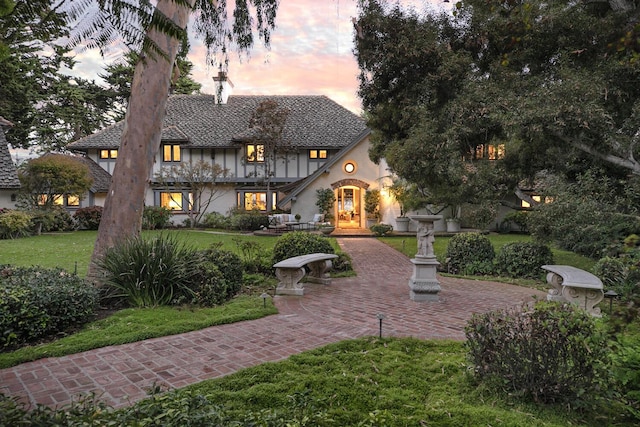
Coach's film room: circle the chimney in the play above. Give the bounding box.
[213,70,234,104]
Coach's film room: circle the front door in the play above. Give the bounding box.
[336,186,361,229]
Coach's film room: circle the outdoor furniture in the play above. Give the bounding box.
[541,265,604,316]
[273,253,338,296]
[307,213,325,229]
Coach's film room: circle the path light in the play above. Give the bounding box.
[377,313,385,338]
[604,290,618,314]
[260,292,271,308]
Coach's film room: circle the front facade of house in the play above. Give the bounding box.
[67,90,403,229]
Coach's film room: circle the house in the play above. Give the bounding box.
[67,84,402,230]
[0,117,20,209]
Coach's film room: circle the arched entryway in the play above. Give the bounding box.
[331,179,370,229]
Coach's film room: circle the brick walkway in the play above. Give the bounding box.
[0,238,545,410]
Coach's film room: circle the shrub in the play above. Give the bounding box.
[73,205,103,230]
[611,333,640,421]
[465,301,610,406]
[142,206,172,230]
[369,223,393,236]
[332,252,353,273]
[202,211,231,229]
[195,247,244,301]
[97,234,197,307]
[0,210,32,239]
[445,232,495,275]
[272,232,334,265]
[230,209,269,231]
[593,256,639,300]
[188,261,230,306]
[232,237,273,274]
[0,265,98,349]
[494,242,554,279]
[30,207,76,233]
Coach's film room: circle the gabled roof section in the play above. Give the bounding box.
[0,117,20,189]
[278,128,372,208]
[68,95,367,150]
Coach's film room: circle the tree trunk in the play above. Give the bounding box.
[88,0,194,280]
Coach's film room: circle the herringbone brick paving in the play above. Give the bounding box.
[0,238,545,410]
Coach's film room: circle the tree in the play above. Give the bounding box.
[354,0,640,204]
[79,0,279,278]
[100,41,202,122]
[17,154,93,210]
[242,99,291,212]
[154,160,231,228]
[0,0,75,149]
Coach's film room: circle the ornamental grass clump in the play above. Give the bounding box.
[97,233,196,307]
[465,301,610,406]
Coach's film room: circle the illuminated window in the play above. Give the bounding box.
[474,144,505,160]
[163,144,181,162]
[100,149,118,159]
[309,149,327,160]
[246,144,265,162]
[243,192,267,211]
[66,195,80,206]
[521,195,553,208]
[159,192,193,211]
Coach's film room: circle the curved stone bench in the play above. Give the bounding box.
[541,265,604,316]
[273,253,338,296]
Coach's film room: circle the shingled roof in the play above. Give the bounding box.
[68,95,367,150]
[0,118,20,189]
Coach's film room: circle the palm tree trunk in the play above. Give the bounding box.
[88,0,195,281]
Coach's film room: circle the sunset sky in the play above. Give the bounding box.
[70,0,448,114]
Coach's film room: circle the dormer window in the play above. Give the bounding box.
[163,144,181,162]
[99,149,118,159]
[247,144,264,162]
[309,149,327,160]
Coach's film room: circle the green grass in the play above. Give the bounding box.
[0,230,281,277]
[0,296,277,369]
[176,337,618,426]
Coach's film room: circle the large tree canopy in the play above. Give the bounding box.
[354,0,640,201]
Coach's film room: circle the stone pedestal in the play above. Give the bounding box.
[408,215,443,301]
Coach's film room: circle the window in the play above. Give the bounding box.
[239,191,276,211]
[38,194,79,207]
[163,144,181,162]
[344,162,356,174]
[159,191,193,211]
[309,149,327,160]
[521,195,553,208]
[246,144,264,162]
[474,144,505,160]
[99,149,118,159]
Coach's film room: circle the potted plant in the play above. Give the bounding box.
[364,189,380,228]
[370,223,393,236]
[446,205,461,233]
[294,213,301,222]
[318,223,335,235]
[315,188,336,225]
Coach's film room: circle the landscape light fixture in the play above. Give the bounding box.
[377,313,386,338]
[604,290,618,314]
[260,292,271,308]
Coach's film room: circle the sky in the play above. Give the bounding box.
[69,0,448,114]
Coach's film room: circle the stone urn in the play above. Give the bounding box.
[319,225,335,235]
[395,217,410,232]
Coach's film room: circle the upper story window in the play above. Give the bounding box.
[246,144,264,162]
[474,144,505,160]
[163,144,181,162]
[99,149,118,159]
[309,149,327,160]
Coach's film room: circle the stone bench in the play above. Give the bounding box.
[541,265,604,316]
[273,253,338,296]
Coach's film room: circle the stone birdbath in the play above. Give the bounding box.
[408,214,442,301]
